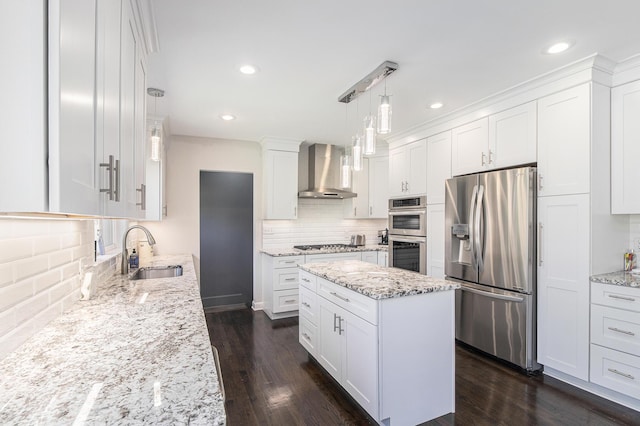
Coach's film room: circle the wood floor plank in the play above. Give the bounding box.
[205,309,639,426]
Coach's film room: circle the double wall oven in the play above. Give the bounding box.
[388,196,427,274]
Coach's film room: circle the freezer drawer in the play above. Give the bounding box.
[455,282,539,371]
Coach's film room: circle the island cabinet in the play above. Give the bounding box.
[299,263,456,425]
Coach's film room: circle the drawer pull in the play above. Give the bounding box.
[284,299,296,304]
[284,278,296,281]
[302,278,311,283]
[283,260,296,264]
[608,294,636,302]
[608,327,635,336]
[330,292,350,303]
[302,332,311,341]
[607,368,635,380]
[302,302,311,308]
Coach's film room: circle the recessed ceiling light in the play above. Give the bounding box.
[220,114,236,121]
[545,41,572,54]
[430,102,444,109]
[239,65,258,75]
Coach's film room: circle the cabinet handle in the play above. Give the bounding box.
[338,317,344,335]
[284,299,296,304]
[114,159,121,202]
[405,181,409,192]
[369,206,373,216]
[284,278,296,281]
[294,206,297,217]
[330,291,350,303]
[283,260,296,264]
[333,313,340,332]
[401,181,405,192]
[99,155,115,200]
[488,149,494,164]
[607,368,635,380]
[538,223,543,266]
[607,326,635,336]
[608,294,636,302]
[301,278,310,283]
[302,332,311,341]
[538,174,544,192]
[354,207,357,216]
[481,152,487,166]
[136,183,146,210]
[302,302,311,308]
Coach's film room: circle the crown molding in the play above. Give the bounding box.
[612,54,640,86]
[133,0,160,55]
[260,137,303,152]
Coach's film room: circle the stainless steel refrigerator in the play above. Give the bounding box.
[445,166,541,371]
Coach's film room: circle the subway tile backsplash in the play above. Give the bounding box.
[263,198,388,249]
[0,218,96,360]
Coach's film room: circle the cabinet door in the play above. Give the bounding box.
[361,251,378,264]
[377,252,388,267]
[426,204,445,278]
[121,0,138,217]
[426,131,452,205]
[489,101,536,169]
[407,140,427,195]
[343,310,379,418]
[537,194,590,380]
[388,146,406,197]
[317,297,343,378]
[264,150,298,219]
[451,118,488,176]
[48,0,101,215]
[538,84,590,196]
[611,80,640,214]
[344,158,369,218]
[369,156,389,218]
[133,42,147,218]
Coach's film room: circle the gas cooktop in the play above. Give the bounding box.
[293,244,354,251]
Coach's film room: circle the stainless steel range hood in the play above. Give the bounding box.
[298,144,356,199]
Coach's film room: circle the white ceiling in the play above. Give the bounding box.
[148,0,640,144]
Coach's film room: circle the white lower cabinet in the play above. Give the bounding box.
[301,271,455,424]
[426,204,445,278]
[262,254,304,319]
[361,251,378,264]
[590,282,640,401]
[377,251,388,267]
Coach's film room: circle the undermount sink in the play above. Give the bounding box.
[130,265,183,280]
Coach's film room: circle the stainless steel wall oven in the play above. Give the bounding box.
[388,196,427,274]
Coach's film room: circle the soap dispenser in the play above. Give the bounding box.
[129,249,139,269]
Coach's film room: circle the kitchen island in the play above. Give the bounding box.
[298,260,459,425]
[0,254,225,425]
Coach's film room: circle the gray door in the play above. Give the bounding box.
[444,173,479,283]
[200,171,253,309]
[478,167,536,293]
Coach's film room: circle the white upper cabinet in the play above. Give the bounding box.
[263,139,301,219]
[426,203,445,278]
[611,80,640,214]
[368,156,389,218]
[344,159,369,219]
[48,0,101,215]
[451,118,488,176]
[488,101,537,169]
[537,84,591,197]
[426,131,452,205]
[389,139,427,197]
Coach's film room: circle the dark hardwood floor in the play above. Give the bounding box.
[205,308,639,426]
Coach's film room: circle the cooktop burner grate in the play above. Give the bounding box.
[293,244,354,251]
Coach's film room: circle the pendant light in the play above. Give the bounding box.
[352,97,364,171]
[340,104,352,188]
[363,90,376,155]
[377,80,392,134]
[147,88,165,162]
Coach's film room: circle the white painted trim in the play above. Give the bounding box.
[612,54,640,87]
[543,366,640,412]
[260,137,303,152]
[251,301,264,311]
[387,54,616,147]
[132,0,159,55]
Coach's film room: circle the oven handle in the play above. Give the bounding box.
[459,284,525,303]
[389,235,426,244]
[388,210,426,216]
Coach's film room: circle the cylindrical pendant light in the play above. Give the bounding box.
[340,147,352,188]
[150,127,161,162]
[352,134,363,171]
[377,94,391,134]
[363,115,376,155]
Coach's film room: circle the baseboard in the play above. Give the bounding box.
[251,301,264,311]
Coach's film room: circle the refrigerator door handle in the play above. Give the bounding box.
[474,184,485,271]
[460,284,525,303]
[468,185,479,267]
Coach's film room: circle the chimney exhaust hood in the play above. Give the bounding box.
[298,144,356,199]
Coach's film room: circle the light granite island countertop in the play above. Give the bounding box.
[591,271,640,288]
[299,259,460,299]
[0,254,225,425]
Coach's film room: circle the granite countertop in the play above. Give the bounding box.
[0,254,225,425]
[262,245,388,257]
[300,260,460,300]
[590,271,640,288]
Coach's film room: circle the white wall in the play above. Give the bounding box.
[0,218,94,360]
[139,135,263,298]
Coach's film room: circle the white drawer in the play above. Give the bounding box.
[299,270,317,291]
[592,282,640,313]
[273,268,299,291]
[317,277,378,325]
[305,252,362,263]
[273,255,304,269]
[299,316,317,357]
[591,304,640,356]
[590,344,640,400]
[273,289,299,313]
[299,285,317,324]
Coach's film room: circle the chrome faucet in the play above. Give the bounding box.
[122,225,157,274]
